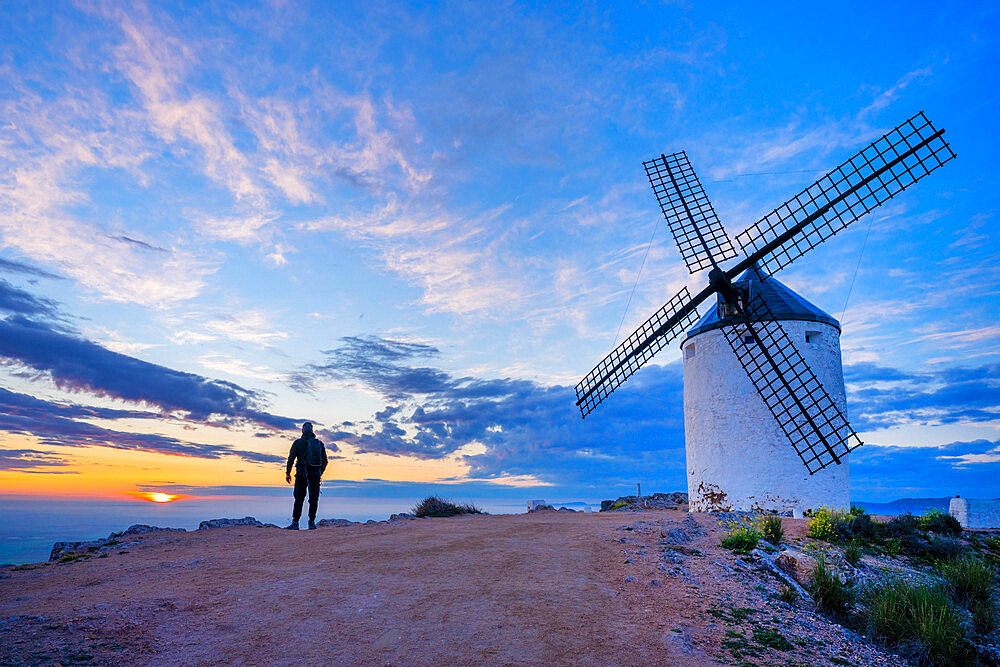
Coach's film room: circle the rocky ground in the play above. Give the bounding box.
[0,503,941,666]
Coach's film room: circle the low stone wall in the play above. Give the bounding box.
[949,497,1000,530]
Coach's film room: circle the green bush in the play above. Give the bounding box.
[883,537,903,556]
[808,555,853,618]
[849,504,866,516]
[920,536,966,563]
[778,584,798,604]
[807,507,841,540]
[844,542,862,567]
[760,515,784,546]
[412,496,484,518]
[719,515,762,554]
[919,509,962,537]
[884,513,920,538]
[939,556,995,605]
[721,527,761,554]
[866,578,970,666]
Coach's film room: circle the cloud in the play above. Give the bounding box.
[845,362,1000,430]
[0,386,283,465]
[307,335,687,487]
[0,281,297,430]
[0,279,59,318]
[0,86,218,307]
[852,439,1000,502]
[107,6,263,205]
[0,258,64,281]
[0,447,76,472]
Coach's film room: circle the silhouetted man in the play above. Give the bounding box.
[285,422,328,530]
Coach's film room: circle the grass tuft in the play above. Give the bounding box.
[918,509,962,537]
[760,515,784,546]
[412,496,484,518]
[843,542,862,567]
[719,515,762,554]
[866,578,971,666]
[938,556,995,606]
[808,555,853,618]
[778,584,798,605]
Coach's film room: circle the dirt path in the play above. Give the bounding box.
[1,510,900,666]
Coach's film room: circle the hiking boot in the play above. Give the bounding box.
[285,521,299,530]
[308,520,317,530]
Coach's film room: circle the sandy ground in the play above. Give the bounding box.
[0,510,900,666]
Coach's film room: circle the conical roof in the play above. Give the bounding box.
[683,266,840,341]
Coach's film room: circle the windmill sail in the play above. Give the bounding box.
[644,151,738,274]
[722,293,862,474]
[576,286,701,418]
[736,112,956,277]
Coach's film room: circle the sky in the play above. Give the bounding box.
[1,0,998,540]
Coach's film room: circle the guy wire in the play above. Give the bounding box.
[613,216,661,346]
[840,214,876,325]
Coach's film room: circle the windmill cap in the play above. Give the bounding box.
[683,266,840,342]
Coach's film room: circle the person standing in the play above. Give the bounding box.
[285,422,328,530]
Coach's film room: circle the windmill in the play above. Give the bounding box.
[575,112,955,512]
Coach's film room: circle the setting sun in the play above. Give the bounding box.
[145,492,179,503]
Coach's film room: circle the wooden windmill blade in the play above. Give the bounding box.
[735,112,956,278]
[722,289,863,474]
[644,151,738,274]
[575,286,702,418]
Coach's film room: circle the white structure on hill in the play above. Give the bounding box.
[681,268,850,514]
[949,497,1000,530]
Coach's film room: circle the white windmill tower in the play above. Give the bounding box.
[574,112,955,512]
[681,266,848,513]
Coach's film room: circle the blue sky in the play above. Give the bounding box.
[0,0,998,509]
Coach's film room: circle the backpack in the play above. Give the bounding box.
[304,437,324,468]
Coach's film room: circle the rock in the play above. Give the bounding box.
[624,576,635,583]
[50,524,188,561]
[664,528,693,544]
[775,548,818,588]
[681,515,706,536]
[557,507,577,512]
[50,540,103,561]
[388,513,415,521]
[316,518,357,528]
[197,517,276,530]
[600,492,689,512]
[528,504,555,512]
[649,579,662,587]
[660,549,686,564]
[110,524,185,539]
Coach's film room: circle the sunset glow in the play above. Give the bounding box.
[145,493,179,503]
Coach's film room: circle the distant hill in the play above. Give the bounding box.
[854,497,953,516]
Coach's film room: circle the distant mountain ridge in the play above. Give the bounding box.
[854,497,953,516]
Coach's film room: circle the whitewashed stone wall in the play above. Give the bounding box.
[683,319,850,513]
[949,497,1000,529]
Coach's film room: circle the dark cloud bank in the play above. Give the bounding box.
[0,275,291,466]
[303,335,1000,500]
